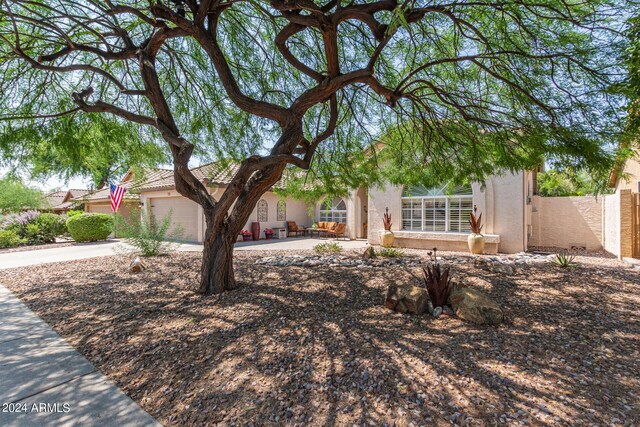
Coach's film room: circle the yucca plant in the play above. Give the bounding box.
[422,248,452,307]
[469,205,483,234]
[383,207,392,231]
[553,251,576,268]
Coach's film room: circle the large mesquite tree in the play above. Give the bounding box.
[0,0,631,293]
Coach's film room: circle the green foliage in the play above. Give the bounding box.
[553,251,577,268]
[378,247,405,258]
[313,242,343,254]
[66,213,113,242]
[66,209,84,218]
[115,210,183,256]
[0,0,629,198]
[24,213,66,243]
[537,170,608,197]
[0,177,43,213]
[0,229,25,248]
[0,114,169,187]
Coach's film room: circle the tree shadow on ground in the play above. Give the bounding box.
[2,251,638,426]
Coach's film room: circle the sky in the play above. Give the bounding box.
[1,166,97,192]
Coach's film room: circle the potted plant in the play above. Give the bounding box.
[241,230,252,241]
[467,205,485,254]
[380,207,394,248]
[264,228,274,240]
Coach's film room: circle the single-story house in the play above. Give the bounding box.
[76,161,542,254]
[76,159,640,258]
[135,163,312,242]
[71,169,174,221]
[44,189,90,213]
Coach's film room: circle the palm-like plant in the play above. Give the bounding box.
[469,205,483,234]
[553,251,576,268]
[383,207,392,231]
[422,249,452,307]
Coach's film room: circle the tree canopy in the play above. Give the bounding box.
[0,176,44,213]
[0,0,634,293]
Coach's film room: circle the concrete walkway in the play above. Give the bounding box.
[0,285,160,427]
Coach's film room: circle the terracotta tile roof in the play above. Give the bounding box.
[45,190,67,207]
[73,168,173,202]
[67,189,90,199]
[127,161,301,193]
[136,162,240,191]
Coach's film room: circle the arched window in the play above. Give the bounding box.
[257,199,268,222]
[401,184,473,232]
[277,200,286,221]
[320,197,347,223]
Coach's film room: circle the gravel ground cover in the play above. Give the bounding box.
[1,249,638,426]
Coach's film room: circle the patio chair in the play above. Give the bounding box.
[287,221,305,237]
[325,223,347,240]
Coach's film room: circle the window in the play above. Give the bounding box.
[277,200,286,221]
[257,199,268,222]
[401,184,473,232]
[320,197,347,223]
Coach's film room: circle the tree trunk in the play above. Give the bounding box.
[198,228,238,295]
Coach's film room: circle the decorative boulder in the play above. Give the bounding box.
[384,282,429,314]
[363,246,376,259]
[129,257,146,273]
[448,282,503,325]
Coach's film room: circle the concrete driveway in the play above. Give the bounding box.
[0,238,369,270]
[0,241,126,270]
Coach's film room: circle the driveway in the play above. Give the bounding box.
[0,241,125,270]
[0,238,369,269]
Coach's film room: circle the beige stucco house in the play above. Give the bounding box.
[77,161,635,257]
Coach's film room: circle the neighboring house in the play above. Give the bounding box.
[44,189,90,213]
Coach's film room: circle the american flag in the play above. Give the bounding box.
[109,183,127,212]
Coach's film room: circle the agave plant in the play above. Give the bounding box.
[553,251,576,268]
[383,207,392,231]
[469,205,483,234]
[422,248,452,307]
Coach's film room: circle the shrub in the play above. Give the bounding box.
[66,209,84,218]
[66,213,113,242]
[314,241,342,254]
[553,251,576,268]
[26,213,66,243]
[0,229,25,248]
[1,210,40,231]
[115,210,183,256]
[378,247,405,258]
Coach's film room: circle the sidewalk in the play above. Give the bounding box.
[0,285,160,427]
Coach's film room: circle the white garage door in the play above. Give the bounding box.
[150,197,199,242]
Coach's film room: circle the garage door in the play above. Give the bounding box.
[88,203,112,214]
[150,197,199,242]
